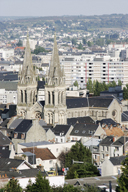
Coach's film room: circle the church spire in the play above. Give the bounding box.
[18,33,36,85]
[46,33,65,86]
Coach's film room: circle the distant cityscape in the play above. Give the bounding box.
[0,15,128,191]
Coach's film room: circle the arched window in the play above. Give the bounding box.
[61,92,63,104]
[33,92,35,104]
[52,92,54,105]
[21,90,23,103]
[25,90,27,103]
[30,91,32,103]
[48,92,50,104]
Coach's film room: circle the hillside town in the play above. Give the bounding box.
[0,16,128,191]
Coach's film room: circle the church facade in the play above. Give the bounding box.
[17,34,122,125]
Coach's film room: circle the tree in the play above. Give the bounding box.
[73,80,78,87]
[33,46,48,55]
[26,172,52,192]
[82,38,86,45]
[111,81,116,87]
[58,151,68,168]
[4,178,22,192]
[94,81,101,96]
[78,43,83,50]
[17,39,23,47]
[86,78,93,93]
[123,84,128,100]
[72,38,77,45]
[116,156,128,192]
[87,41,92,47]
[64,143,99,179]
[118,79,122,86]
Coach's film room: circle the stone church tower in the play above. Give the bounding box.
[44,33,67,125]
[17,34,37,118]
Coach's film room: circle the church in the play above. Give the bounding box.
[17,33,122,125]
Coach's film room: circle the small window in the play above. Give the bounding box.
[75,130,79,133]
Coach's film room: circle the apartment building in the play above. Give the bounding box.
[60,56,128,88]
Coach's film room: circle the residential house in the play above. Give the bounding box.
[111,136,128,157]
[101,155,126,176]
[22,147,57,171]
[17,141,76,159]
[12,119,47,152]
[70,123,105,142]
[52,125,73,143]
[83,138,101,165]
[0,131,15,158]
[99,136,114,163]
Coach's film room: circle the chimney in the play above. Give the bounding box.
[113,137,115,142]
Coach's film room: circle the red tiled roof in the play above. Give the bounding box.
[22,147,56,161]
[15,47,25,50]
[103,127,124,137]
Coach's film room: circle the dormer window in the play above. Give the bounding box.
[14,133,18,138]
[75,130,79,133]
[21,133,25,139]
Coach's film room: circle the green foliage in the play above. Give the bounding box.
[116,156,128,192]
[95,38,104,47]
[86,78,93,93]
[33,46,48,55]
[26,172,52,192]
[87,41,92,47]
[73,80,78,87]
[64,143,99,179]
[83,38,86,45]
[52,185,81,192]
[58,151,68,168]
[78,43,83,50]
[17,39,23,47]
[118,79,122,86]
[72,38,77,45]
[4,178,22,192]
[123,84,128,100]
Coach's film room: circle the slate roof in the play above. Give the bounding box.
[70,123,99,137]
[14,119,32,133]
[22,147,56,161]
[23,151,34,157]
[53,125,71,136]
[112,137,128,146]
[121,111,128,122]
[66,96,114,109]
[67,116,95,126]
[9,119,23,129]
[99,136,114,146]
[19,141,53,147]
[0,131,12,146]
[110,156,126,165]
[37,81,45,90]
[0,119,10,128]
[0,168,47,179]
[97,118,118,127]
[0,158,24,171]
[0,146,11,158]
[39,119,47,127]
[19,168,47,177]
[0,81,17,91]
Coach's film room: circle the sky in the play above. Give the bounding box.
[0,0,128,17]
